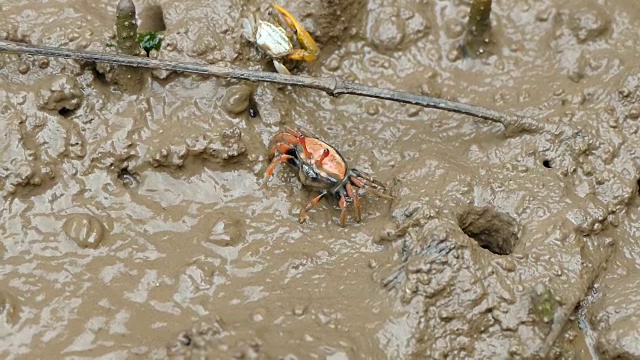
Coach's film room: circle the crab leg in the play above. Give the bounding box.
[264,154,298,184]
[345,182,361,223]
[338,193,348,227]
[287,49,318,62]
[298,190,328,224]
[350,175,394,199]
[268,133,299,159]
[287,49,317,62]
[269,142,296,159]
[272,60,291,75]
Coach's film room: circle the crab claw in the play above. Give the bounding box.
[273,60,291,75]
[242,16,256,42]
[272,4,319,62]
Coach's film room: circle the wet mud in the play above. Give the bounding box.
[1,0,640,359]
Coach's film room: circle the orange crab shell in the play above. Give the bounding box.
[299,137,347,179]
[268,128,348,180]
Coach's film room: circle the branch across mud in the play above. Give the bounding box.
[0,40,541,133]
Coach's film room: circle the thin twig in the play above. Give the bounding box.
[0,40,540,132]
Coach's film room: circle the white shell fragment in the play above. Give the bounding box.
[255,20,292,58]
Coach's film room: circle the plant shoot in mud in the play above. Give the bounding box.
[138,32,163,57]
[463,0,493,57]
[115,0,139,56]
[101,0,143,92]
[530,282,557,323]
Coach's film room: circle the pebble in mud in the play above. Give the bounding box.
[437,309,455,322]
[63,213,106,249]
[38,58,49,69]
[222,85,253,115]
[365,102,381,116]
[17,62,30,74]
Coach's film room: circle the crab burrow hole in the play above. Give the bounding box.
[138,4,166,33]
[457,206,520,255]
[58,107,75,117]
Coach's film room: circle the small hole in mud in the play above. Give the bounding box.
[177,333,191,346]
[637,178,640,195]
[58,107,74,117]
[138,5,166,33]
[118,167,139,188]
[92,67,108,84]
[248,94,259,118]
[458,206,519,256]
[543,160,552,168]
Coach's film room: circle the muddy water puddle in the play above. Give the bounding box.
[2,0,640,358]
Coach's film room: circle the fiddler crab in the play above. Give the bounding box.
[263,128,394,227]
[242,4,319,74]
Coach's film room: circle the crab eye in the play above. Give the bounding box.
[304,167,317,180]
[301,164,322,182]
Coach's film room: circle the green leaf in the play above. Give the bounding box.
[137,32,163,55]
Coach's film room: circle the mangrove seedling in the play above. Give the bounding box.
[96,0,143,92]
[530,282,557,323]
[116,0,140,56]
[463,0,493,57]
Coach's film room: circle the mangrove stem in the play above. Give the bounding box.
[106,0,143,92]
[464,0,493,57]
[0,39,540,133]
[116,0,139,56]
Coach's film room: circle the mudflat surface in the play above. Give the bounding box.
[1,0,640,359]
